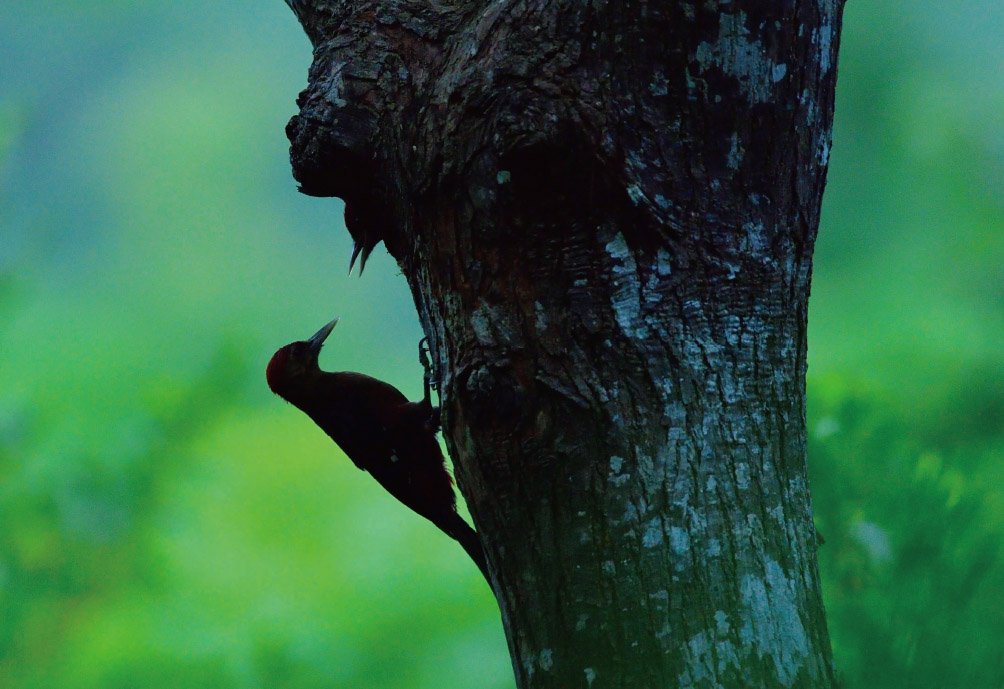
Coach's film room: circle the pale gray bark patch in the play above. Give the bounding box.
[641,518,664,548]
[740,559,813,686]
[669,525,690,555]
[694,12,790,103]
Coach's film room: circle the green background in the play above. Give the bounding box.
[1,1,1001,687]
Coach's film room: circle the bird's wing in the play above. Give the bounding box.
[334,372,410,411]
[331,373,455,512]
[306,402,391,471]
[306,372,411,471]
[297,373,460,533]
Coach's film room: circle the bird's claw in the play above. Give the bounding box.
[418,337,439,393]
[419,337,441,430]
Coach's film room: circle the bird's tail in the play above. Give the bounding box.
[438,511,492,587]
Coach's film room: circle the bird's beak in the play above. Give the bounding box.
[306,317,339,356]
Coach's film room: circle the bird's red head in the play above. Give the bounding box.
[266,317,339,396]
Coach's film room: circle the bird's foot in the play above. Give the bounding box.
[419,337,440,393]
[419,337,442,430]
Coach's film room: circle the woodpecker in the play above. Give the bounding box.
[266,318,489,582]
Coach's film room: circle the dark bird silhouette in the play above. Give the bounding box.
[266,318,489,582]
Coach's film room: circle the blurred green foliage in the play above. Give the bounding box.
[1,1,1001,687]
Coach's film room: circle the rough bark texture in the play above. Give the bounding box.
[282,1,844,687]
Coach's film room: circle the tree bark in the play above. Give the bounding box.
[282,1,844,687]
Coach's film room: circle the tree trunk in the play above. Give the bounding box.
[282,1,844,686]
